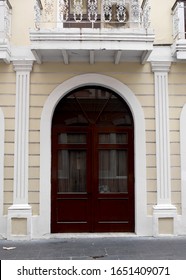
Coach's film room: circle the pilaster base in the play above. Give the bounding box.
[7,204,32,240]
[153,204,177,236]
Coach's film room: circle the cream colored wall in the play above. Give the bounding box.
[10,0,35,46]
[159,218,174,235]
[150,0,175,44]
[28,61,186,217]
[29,62,157,216]
[0,64,15,215]
[0,60,184,221]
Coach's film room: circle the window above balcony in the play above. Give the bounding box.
[0,0,12,63]
[30,0,154,64]
[172,0,186,60]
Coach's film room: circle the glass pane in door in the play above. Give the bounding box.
[99,133,128,144]
[99,150,128,193]
[58,150,86,193]
[58,133,86,144]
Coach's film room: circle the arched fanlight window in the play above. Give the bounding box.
[52,86,133,127]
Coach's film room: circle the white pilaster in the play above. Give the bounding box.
[151,61,177,236]
[180,104,186,234]
[7,60,33,240]
[0,108,6,238]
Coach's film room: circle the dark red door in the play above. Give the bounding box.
[51,87,134,233]
[93,126,134,232]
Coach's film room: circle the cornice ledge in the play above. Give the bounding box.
[29,29,155,43]
[171,40,186,60]
[13,60,34,72]
[0,41,11,63]
[8,204,32,211]
[151,61,171,73]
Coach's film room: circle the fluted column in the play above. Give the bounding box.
[152,62,171,204]
[7,60,33,240]
[151,61,177,236]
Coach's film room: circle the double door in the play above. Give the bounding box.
[51,125,134,233]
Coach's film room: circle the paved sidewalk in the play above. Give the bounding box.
[0,236,186,260]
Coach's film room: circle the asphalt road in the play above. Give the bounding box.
[0,236,186,260]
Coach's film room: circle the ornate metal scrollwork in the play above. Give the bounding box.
[102,0,112,22]
[73,0,83,22]
[34,0,42,29]
[59,0,69,21]
[116,0,126,23]
[172,4,180,39]
[34,0,151,28]
[44,0,55,22]
[142,0,150,29]
[4,1,12,35]
[88,0,98,22]
[131,0,140,23]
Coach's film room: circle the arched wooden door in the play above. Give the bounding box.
[51,87,134,233]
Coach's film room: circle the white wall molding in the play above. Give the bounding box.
[151,61,172,205]
[7,60,33,240]
[0,108,6,238]
[12,60,33,205]
[13,60,33,72]
[148,46,174,63]
[180,104,186,234]
[0,107,4,216]
[151,61,177,236]
[151,61,172,73]
[33,73,151,238]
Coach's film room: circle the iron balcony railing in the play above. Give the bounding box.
[34,0,151,29]
[0,0,12,39]
[172,0,186,39]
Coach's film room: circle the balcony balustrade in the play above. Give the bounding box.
[30,0,154,64]
[0,0,12,63]
[172,0,186,39]
[172,0,186,59]
[34,0,151,29]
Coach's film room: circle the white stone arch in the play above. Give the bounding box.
[0,108,5,237]
[34,74,150,237]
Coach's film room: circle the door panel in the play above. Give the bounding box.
[96,198,130,220]
[51,127,91,232]
[94,128,134,232]
[99,150,128,193]
[58,150,87,193]
[56,198,89,222]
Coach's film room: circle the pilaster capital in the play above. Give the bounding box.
[13,60,33,72]
[151,61,171,73]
